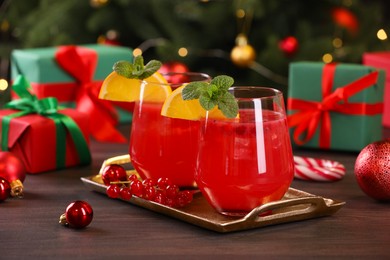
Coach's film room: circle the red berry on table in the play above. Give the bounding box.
[101,164,127,185]
[0,177,11,202]
[59,201,93,229]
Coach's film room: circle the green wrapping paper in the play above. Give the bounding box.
[287,62,385,152]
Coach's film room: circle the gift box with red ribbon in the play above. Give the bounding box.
[287,62,385,152]
[11,44,133,143]
[363,52,390,127]
[0,76,91,174]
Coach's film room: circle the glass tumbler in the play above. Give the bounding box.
[129,72,211,187]
[195,86,295,216]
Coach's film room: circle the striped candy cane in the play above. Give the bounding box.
[294,156,346,182]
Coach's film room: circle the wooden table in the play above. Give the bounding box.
[1,124,390,259]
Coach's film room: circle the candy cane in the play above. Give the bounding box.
[294,156,346,182]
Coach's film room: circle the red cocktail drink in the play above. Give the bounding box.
[195,87,294,216]
[129,73,210,187]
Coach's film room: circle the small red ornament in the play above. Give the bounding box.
[158,62,190,85]
[101,164,127,186]
[159,61,189,74]
[354,139,390,201]
[279,36,299,57]
[0,151,26,198]
[59,201,93,229]
[0,177,11,202]
[331,7,359,35]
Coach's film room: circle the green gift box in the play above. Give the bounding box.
[11,44,133,143]
[287,62,385,152]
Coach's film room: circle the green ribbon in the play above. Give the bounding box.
[1,75,91,168]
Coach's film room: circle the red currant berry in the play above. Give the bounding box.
[157,177,172,189]
[0,177,10,202]
[180,190,193,204]
[176,191,193,207]
[165,184,179,199]
[153,191,167,205]
[128,174,138,182]
[142,178,156,187]
[143,186,156,200]
[165,198,176,208]
[101,164,127,185]
[130,179,144,197]
[60,201,93,229]
[106,184,120,198]
[120,187,132,201]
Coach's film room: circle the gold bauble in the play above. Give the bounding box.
[230,43,256,67]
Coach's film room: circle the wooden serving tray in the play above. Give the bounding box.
[81,174,345,233]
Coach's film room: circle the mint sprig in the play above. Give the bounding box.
[182,75,238,118]
[113,55,162,79]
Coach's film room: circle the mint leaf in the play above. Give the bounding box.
[141,60,163,79]
[133,55,144,71]
[182,82,208,100]
[211,75,234,91]
[113,61,134,78]
[113,55,161,80]
[199,94,217,110]
[217,92,239,118]
[181,74,238,118]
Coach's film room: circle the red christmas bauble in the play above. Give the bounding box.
[60,201,93,229]
[0,177,11,202]
[354,139,390,201]
[0,152,26,198]
[279,36,299,56]
[159,61,189,74]
[331,7,359,35]
[158,62,190,85]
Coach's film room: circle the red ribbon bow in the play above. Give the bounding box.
[287,63,382,149]
[55,46,127,143]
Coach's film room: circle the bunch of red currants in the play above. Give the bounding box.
[101,164,193,208]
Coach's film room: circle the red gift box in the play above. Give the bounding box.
[363,52,390,127]
[1,76,91,174]
[0,108,91,174]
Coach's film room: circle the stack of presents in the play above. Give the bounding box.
[2,44,133,174]
[1,43,389,174]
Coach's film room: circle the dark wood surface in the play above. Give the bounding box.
[1,124,390,259]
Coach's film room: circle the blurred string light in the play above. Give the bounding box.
[178,47,188,57]
[322,53,333,63]
[377,29,388,40]
[133,48,142,57]
[0,79,8,91]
